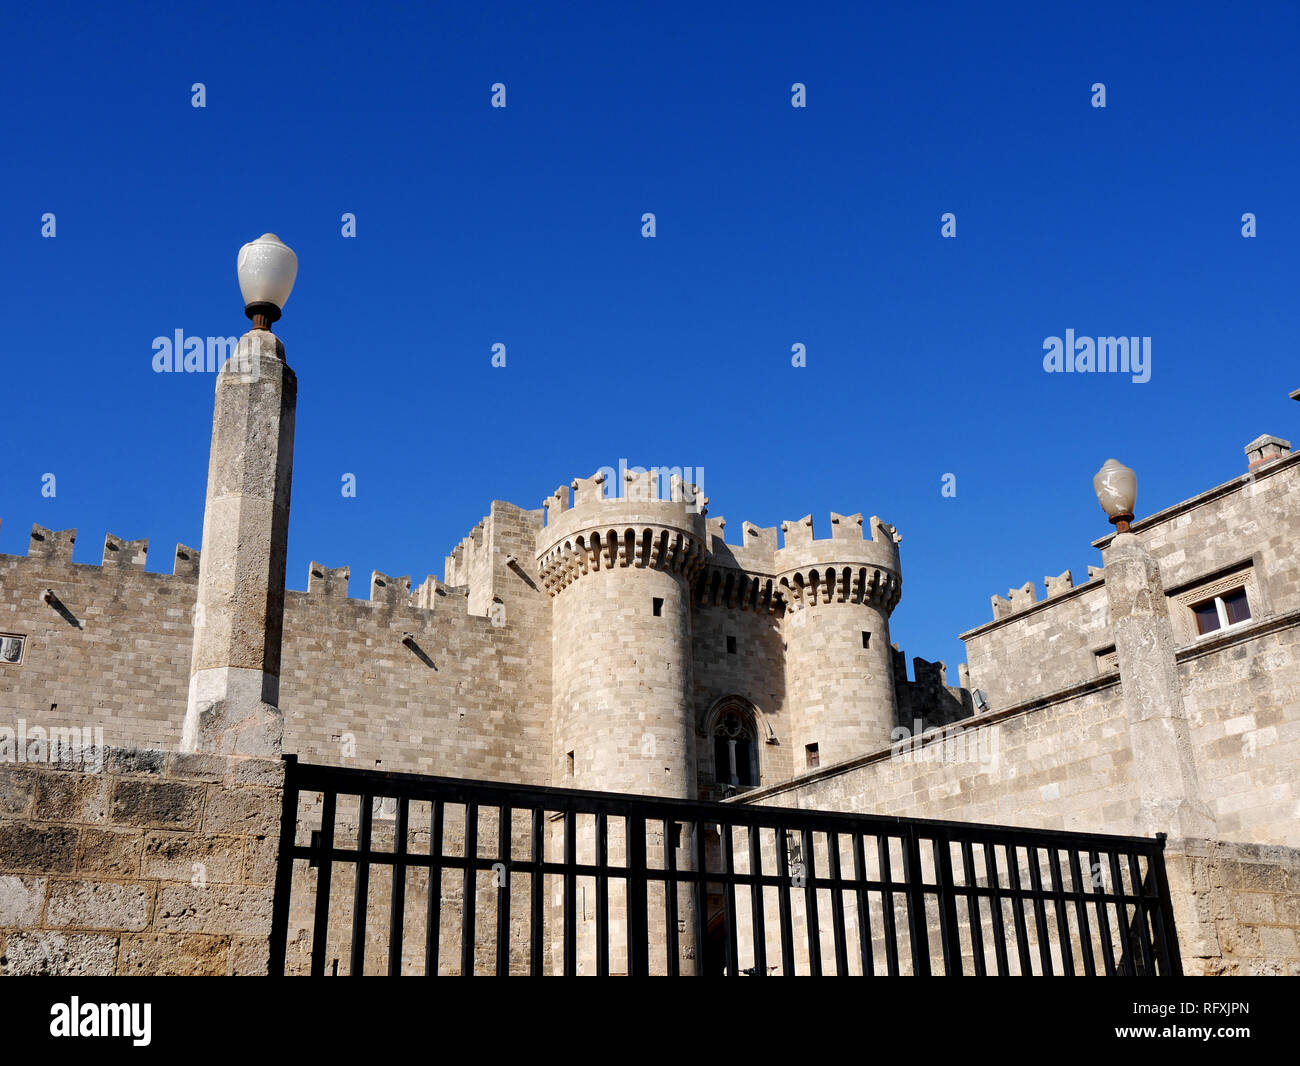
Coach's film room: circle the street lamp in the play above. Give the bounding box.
[237,233,298,330]
[1093,458,1137,533]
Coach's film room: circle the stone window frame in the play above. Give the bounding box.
[1167,562,1259,646]
[0,633,26,666]
[701,696,763,791]
[1094,644,1118,674]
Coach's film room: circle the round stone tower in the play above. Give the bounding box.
[537,467,707,798]
[776,511,902,769]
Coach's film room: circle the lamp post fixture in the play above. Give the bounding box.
[183,234,299,756]
[1093,458,1137,533]
[1094,454,1218,839]
[237,233,298,330]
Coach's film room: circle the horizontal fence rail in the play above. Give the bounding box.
[268,756,1181,976]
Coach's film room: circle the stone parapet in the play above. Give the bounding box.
[774,513,902,614]
[0,746,284,976]
[536,470,707,597]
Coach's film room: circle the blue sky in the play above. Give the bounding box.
[2,1,1297,680]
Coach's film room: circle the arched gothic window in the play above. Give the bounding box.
[713,708,758,789]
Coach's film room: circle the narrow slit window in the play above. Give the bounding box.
[861,631,871,649]
[566,750,575,777]
[652,597,663,617]
[805,743,819,769]
[726,635,737,654]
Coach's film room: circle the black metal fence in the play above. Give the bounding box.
[269,755,1182,976]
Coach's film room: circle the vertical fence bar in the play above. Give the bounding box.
[1026,846,1054,976]
[802,828,822,977]
[777,828,796,976]
[388,796,409,976]
[902,827,931,977]
[1149,837,1183,976]
[693,818,708,975]
[1067,848,1097,976]
[595,812,609,977]
[425,799,444,976]
[268,756,299,976]
[349,794,373,976]
[826,831,848,976]
[934,837,963,976]
[852,833,874,976]
[529,806,544,976]
[959,840,985,977]
[626,813,649,977]
[1046,847,1075,976]
[310,790,336,977]
[721,824,739,977]
[1127,851,1157,976]
[664,820,680,976]
[1107,851,1131,975]
[1089,848,1118,976]
[982,842,1010,976]
[1005,844,1033,975]
[563,810,577,976]
[461,802,479,977]
[878,835,901,976]
[748,824,768,977]
[496,804,512,976]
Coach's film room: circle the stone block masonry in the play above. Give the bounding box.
[0,746,283,975]
[1164,838,1300,976]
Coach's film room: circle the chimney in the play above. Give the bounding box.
[1244,434,1291,472]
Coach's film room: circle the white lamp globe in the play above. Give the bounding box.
[1093,458,1138,521]
[237,234,298,314]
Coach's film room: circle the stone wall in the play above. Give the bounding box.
[0,747,282,976]
[963,451,1300,712]
[0,516,552,786]
[1165,838,1300,976]
[1180,615,1300,845]
[741,614,1300,851]
[690,599,790,790]
[962,580,1110,710]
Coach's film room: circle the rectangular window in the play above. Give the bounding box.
[726,635,737,654]
[0,634,25,665]
[862,631,871,649]
[805,743,819,769]
[1223,587,1252,626]
[652,598,663,617]
[1192,599,1221,635]
[1170,564,1258,644]
[566,751,575,777]
[1192,586,1252,637]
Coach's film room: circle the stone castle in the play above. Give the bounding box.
[0,465,977,803]
[2,251,1298,973]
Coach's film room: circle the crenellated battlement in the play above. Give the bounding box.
[687,510,908,616]
[535,469,708,596]
[773,513,903,614]
[299,562,473,615]
[542,467,707,520]
[988,565,1104,621]
[0,520,485,621]
[4,522,202,579]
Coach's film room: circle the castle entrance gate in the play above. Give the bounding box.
[267,756,1182,976]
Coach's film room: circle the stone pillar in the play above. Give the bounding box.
[182,330,296,755]
[1104,532,1216,838]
